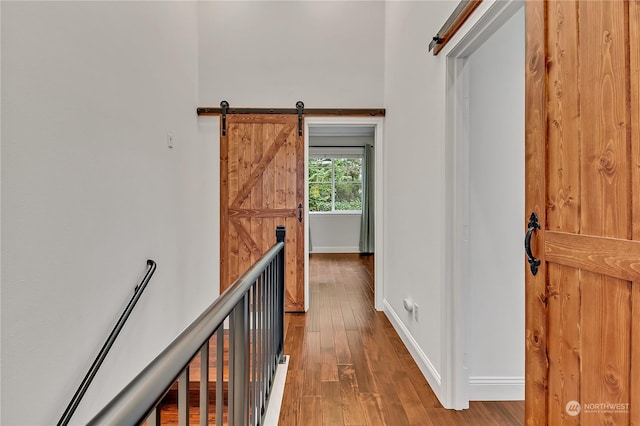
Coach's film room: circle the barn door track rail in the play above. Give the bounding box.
[197,100,386,136]
[428,0,483,55]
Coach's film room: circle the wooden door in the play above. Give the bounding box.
[221,114,304,312]
[525,1,640,424]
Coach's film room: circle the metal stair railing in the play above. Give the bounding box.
[58,259,157,426]
[88,226,287,426]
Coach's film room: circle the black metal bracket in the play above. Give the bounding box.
[524,212,541,276]
[220,100,229,136]
[428,35,443,52]
[296,101,304,136]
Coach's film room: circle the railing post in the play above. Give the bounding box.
[231,294,249,425]
[275,226,286,364]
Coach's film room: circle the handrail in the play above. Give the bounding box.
[87,228,286,425]
[57,259,157,426]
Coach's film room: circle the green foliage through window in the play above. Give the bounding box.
[309,157,362,212]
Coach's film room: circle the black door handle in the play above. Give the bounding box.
[298,203,303,223]
[525,212,541,276]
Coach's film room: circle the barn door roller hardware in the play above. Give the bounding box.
[296,101,304,136]
[218,100,304,136]
[428,0,483,55]
[198,104,384,117]
[220,100,229,136]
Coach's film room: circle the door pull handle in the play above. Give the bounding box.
[298,203,303,223]
[525,212,541,276]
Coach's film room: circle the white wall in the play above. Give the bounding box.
[198,1,385,108]
[2,3,384,422]
[309,214,361,253]
[383,0,455,403]
[1,2,216,424]
[467,6,525,400]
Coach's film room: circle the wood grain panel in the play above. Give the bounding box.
[278,369,302,426]
[238,121,252,209]
[238,218,252,284]
[393,371,431,425]
[545,4,582,420]
[250,121,263,211]
[545,231,640,282]
[332,299,351,364]
[226,114,300,124]
[275,124,287,210]
[546,0,580,233]
[360,393,385,426]
[231,124,292,209]
[578,0,629,240]
[524,1,549,423]
[630,2,640,423]
[263,124,275,211]
[546,264,581,424]
[220,117,230,290]
[374,365,410,426]
[228,208,296,218]
[227,123,240,205]
[631,283,640,425]
[577,3,632,424]
[220,114,304,310]
[303,331,321,397]
[346,330,377,394]
[299,396,322,426]
[230,218,261,260]
[580,273,631,425]
[321,381,344,425]
[249,123,264,263]
[338,365,366,425]
[227,215,239,294]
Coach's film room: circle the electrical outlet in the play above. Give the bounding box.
[167,132,175,149]
[414,304,419,322]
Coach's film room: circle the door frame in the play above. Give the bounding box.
[442,0,524,409]
[303,116,385,312]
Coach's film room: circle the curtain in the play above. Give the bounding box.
[359,144,374,253]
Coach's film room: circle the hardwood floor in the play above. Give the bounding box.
[278,253,524,426]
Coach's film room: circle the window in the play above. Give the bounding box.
[309,153,363,213]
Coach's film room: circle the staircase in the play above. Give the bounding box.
[88,227,287,426]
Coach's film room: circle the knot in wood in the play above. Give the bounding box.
[528,51,540,72]
[598,149,616,175]
[605,363,621,391]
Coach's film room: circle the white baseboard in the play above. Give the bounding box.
[468,376,524,401]
[383,300,444,403]
[263,355,289,426]
[310,246,360,253]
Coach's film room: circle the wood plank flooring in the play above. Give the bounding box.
[279,254,524,425]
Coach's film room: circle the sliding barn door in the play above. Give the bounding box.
[525,1,639,424]
[221,114,304,312]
